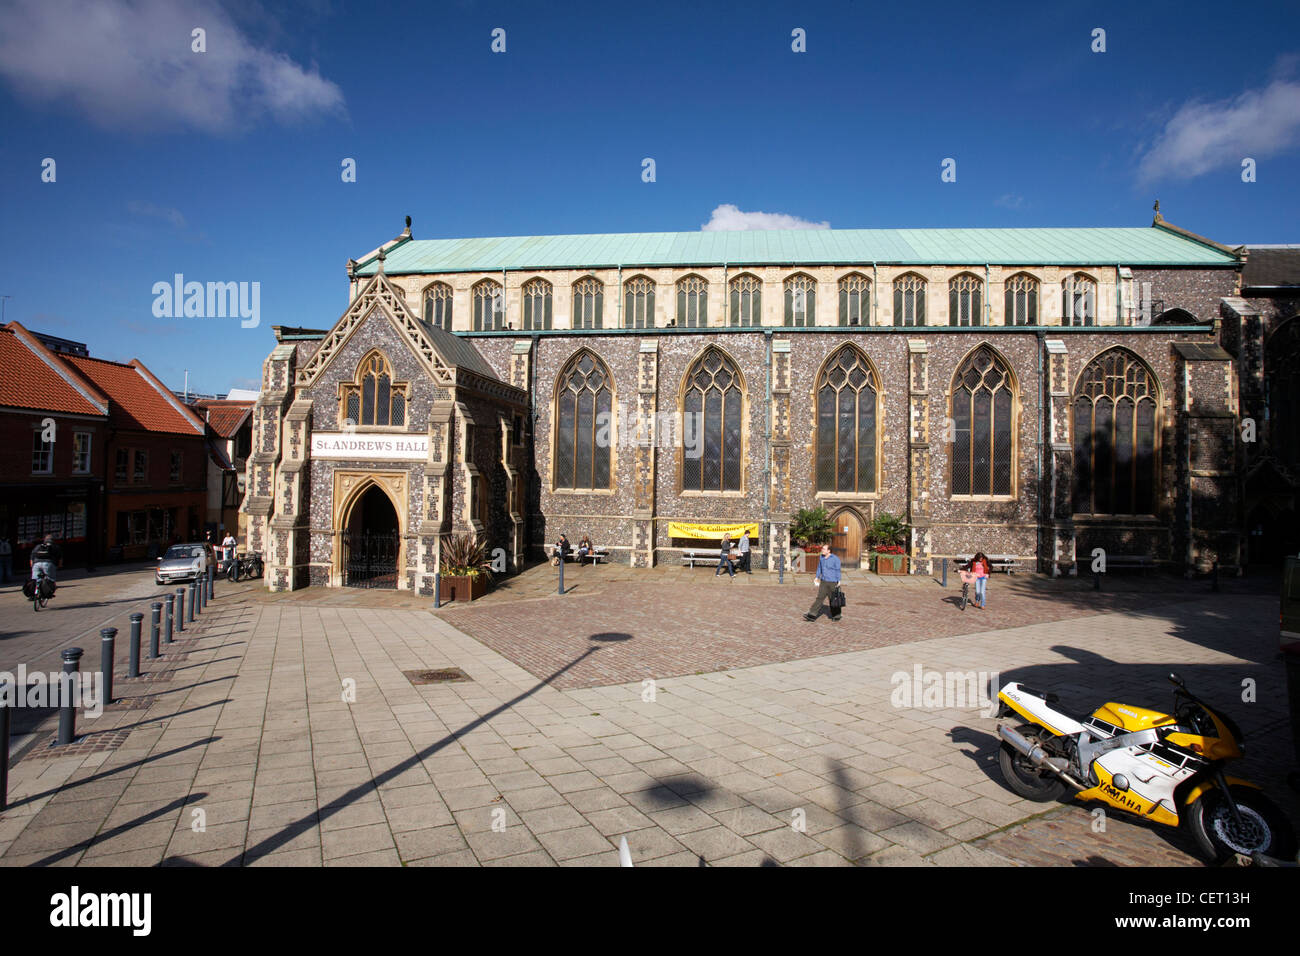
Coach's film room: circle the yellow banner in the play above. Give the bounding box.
[667,521,759,540]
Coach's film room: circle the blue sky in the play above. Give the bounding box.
[1,0,1298,395]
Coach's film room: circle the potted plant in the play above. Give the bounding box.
[867,512,909,574]
[438,533,493,602]
[790,507,834,572]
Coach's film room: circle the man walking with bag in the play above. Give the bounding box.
[803,544,842,622]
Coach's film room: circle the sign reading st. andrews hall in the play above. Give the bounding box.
[310,432,430,461]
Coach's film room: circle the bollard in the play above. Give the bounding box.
[0,681,9,810]
[194,579,202,615]
[209,564,215,601]
[175,588,186,633]
[942,557,948,588]
[1093,570,1101,591]
[558,555,564,595]
[100,627,117,706]
[434,572,441,609]
[129,612,143,678]
[1213,561,1220,592]
[56,647,83,746]
[162,595,174,646]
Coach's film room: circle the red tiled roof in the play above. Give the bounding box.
[192,399,253,437]
[0,324,108,416]
[65,356,204,435]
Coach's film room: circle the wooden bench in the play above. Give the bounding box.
[681,548,731,568]
[561,547,609,565]
[955,554,1024,574]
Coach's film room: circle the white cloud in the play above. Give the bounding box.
[1137,76,1300,183]
[994,194,1027,210]
[0,0,345,133]
[701,204,830,231]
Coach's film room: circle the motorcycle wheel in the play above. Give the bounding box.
[1187,786,1298,864]
[997,724,1068,802]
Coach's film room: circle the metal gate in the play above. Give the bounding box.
[342,531,400,589]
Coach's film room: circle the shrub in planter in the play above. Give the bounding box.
[790,507,834,572]
[871,544,908,574]
[867,512,909,574]
[438,533,493,602]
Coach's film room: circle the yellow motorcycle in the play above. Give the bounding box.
[995,672,1297,864]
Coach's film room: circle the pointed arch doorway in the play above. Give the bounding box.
[829,507,867,569]
[341,482,401,589]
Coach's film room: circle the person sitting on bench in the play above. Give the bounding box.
[577,535,594,564]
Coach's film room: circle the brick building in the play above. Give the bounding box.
[58,354,209,560]
[250,212,1271,592]
[0,323,109,569]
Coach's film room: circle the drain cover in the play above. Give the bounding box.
[403,668,471,685]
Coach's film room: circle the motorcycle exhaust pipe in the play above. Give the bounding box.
[999,724,1088,790]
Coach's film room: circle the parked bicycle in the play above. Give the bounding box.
[23,567,56,612]
[226,552,264,582]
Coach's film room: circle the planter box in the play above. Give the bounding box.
[439,573,488,603]
[872,553,908,575]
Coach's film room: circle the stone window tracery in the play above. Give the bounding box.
[893,273,926,326]
[949,273,983,327]
[951,346,1015,496]
[815,346,878,493]
[341,351,408,428]
[1004,273,1038,326]
[554,350,612,489]
[676,275,708,327]
[423,281,453,330]
[784,274,816,327]
[1072,348,1158,515]
[839,273,870,326]
[682,347,744,492]
[572,277,604,329]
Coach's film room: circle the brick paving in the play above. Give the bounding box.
[437,566,1194,689]
[0,566,1295,868]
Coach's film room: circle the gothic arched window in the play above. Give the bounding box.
[342,351,407,428]
[839,273,870,326]
[676,275,708,327]
[815,346,878,493]
[572,277,603,329]
[1004,273,1038,326]
[893,273,926,326]
[554,351,612,489]
[729,274,761,327]
[682,348,744,492]
[949,273,983,326]
[522,278,552,331]
[422,281,453,330]
[951,346,1015,496]
[473,279,504,331]
[784,274,816,327]
[1063,273,1097,326]
[1073,348,1159,515]
[624,275,655,328]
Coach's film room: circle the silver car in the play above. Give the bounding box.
[156,543,214,585]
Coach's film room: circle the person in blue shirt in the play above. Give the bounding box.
[804,544,842,621]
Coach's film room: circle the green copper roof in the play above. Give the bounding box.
[356,226,1238,275]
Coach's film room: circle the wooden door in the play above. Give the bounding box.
[830,510,864,569]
